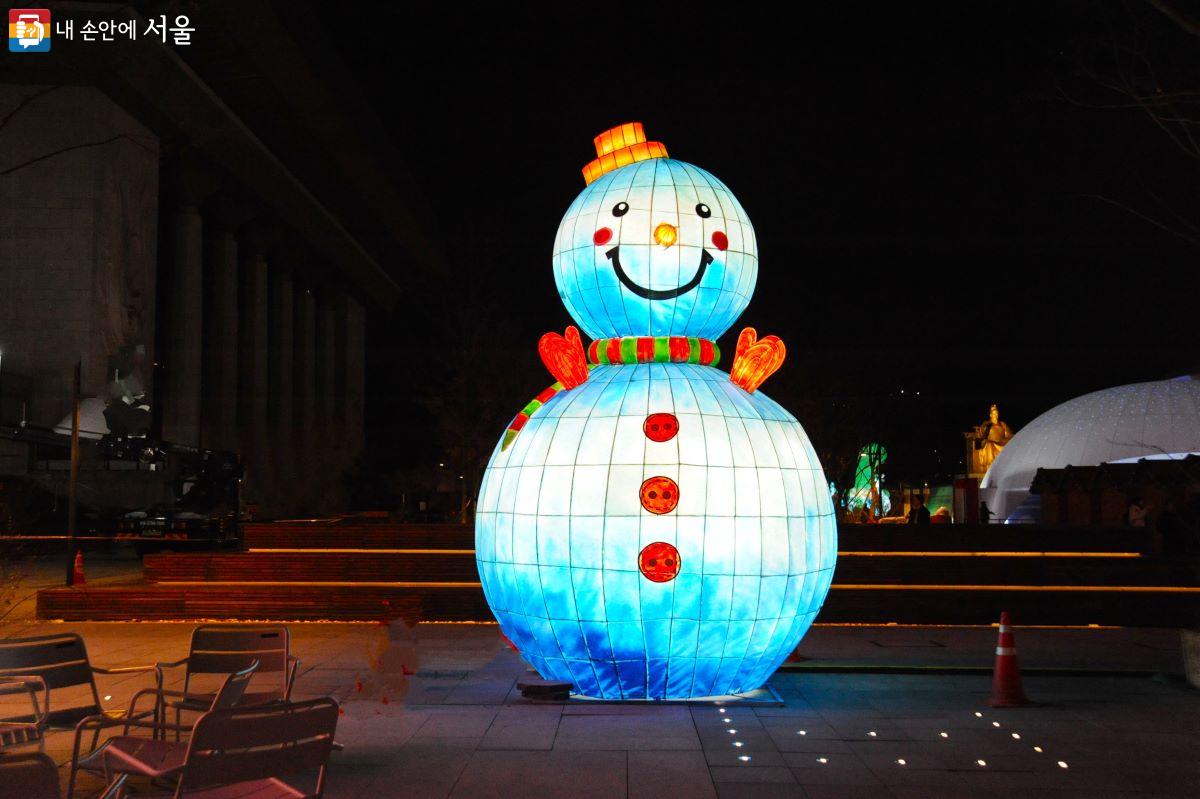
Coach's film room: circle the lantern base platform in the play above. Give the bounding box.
[513,679,784,707]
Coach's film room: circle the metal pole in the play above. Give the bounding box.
[67,360,81,586]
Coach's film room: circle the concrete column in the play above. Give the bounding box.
[315,297,338,445]
[203,197,249,454]
[161,162,217,448]
[294,282,316,441]
[237,222,274,512]
[162,205,204,447]
[293,280,317,509]
[338,293,366,470]
[269,266,295,511]
[313,296,339,513]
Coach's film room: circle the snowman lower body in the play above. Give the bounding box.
[476,362,836,699]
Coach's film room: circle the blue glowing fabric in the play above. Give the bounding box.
[553,159,757,341]
[476,363,836,699]
[479,146,835,699]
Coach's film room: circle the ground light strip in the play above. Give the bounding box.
[810,622,1122,629]
[246,548,475,554]
[237,548,1147,558]
[161,581,483,588]
[155,581,1195,593]
[975,711,1069,771]
[836,551,1140,558]
[798,711,1074,773]
[830,584,1200,592]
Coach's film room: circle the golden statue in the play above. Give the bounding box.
[965,404,1014,476]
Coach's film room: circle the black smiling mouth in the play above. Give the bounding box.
[606,246,713,301]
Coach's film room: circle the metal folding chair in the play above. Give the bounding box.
[0,632,158,746]
[0,750,62,799]
[98,697,339,798]
[0,674,48,751]
[68,661,258,799]
[156,626,299,736]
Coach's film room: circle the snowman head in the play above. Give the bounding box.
[552,123,758,341]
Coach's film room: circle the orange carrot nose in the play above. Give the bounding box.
[653,222,678,248]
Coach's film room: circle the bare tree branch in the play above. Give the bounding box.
[1135,173,1200,235]
[0,86,60,134]
[0,133,157,177]
[1146,0,1200,39]
[1078,193,1200,247]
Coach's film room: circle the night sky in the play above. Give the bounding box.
[323,2,1199,486]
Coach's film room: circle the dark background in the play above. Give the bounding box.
[311,2,1198,493]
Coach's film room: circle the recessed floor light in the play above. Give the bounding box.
[939,732,949,738]
[896,758,907,766]
[1057,761,1068,769]
[868,731,877,737]
[817,757,828,764]
[738,755,751,762]
[733,742,744,748]
[976,759,987,767]
[1033,746,1043,753]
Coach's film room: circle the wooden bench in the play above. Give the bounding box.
[36,584,486,623]
[36,580,1200,625]
[821,583,1200,626]
[145,552,480,583]
[832,553,1186,587]
[241,523,474,550]
[837,524,1150,553]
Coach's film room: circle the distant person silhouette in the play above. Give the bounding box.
[908,495,931,525]
[1127,496,1151,528]
[1156,499,1185,557]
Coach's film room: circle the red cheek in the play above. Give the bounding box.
[593,227,613,246]
[711,231,728,251]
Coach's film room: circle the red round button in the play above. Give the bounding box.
[639,541,681,583]
[643,412,679,442]
[640,476,679,515]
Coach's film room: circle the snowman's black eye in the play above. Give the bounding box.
[612,201,629,217]
[695,203,711,218]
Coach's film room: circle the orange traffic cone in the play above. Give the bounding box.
[72,550,86,586]
[987,611,1031,707]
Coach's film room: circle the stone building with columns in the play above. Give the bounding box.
[0,3,438,518]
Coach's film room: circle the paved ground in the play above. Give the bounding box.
[1,554,1197,797]
[0,618,1194,798]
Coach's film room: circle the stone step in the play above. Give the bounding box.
[142,550,1187,588]
[36,583,488,622]
[239,522,1149,554]
[241,522,474,550]
[145,551,479,583]
[35,580,1200,625]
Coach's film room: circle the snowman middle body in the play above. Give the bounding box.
[476,359,835,698]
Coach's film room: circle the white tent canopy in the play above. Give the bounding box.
[981,375,1200,520]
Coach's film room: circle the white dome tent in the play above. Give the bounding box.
[981,375,1200,521]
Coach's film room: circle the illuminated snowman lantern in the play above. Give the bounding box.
[476,123,836,699]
